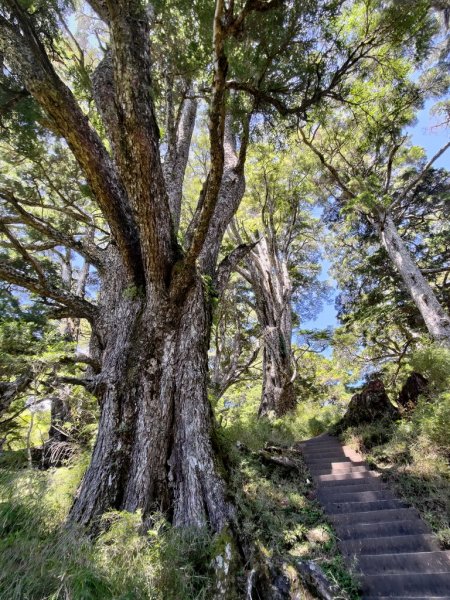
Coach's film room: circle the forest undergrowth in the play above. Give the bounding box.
[0,390,359,600]
[337,344,450,550]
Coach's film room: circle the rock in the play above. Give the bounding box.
[335,379,399,430]
[212,527,241,600]
[397,372,428,411]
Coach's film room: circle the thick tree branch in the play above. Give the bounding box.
[184,0,228,268]
[58,375,95,390]
[59,353,101,373]
[94,1,178,285]
[0,262,98,322]
[421,266,450,274]
[197,114,251,276]
[226,33,381,118]
[0,2,141,279]
[394,139,450,205]
[225,0,283,38]
[384,138,405,193]
[86,0,109,23]
[1,191,104,268]
[215,241,258,297]
[298,128,356,198]
[0,373,34,418]
[0,221,47,282]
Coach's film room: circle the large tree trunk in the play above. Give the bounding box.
[244,238,296,417]
[374,212,450,346]
[69,261,231,531]
[0,0,247,541]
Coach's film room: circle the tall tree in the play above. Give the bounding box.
[233,142,325,417]
[0,0,436,533]
[300,78,450,345]
[210,274,260,401]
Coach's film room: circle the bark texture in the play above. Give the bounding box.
[1,0,341,534]
[69,263,232,529]
[374,212,450,346]
[242,237,296,417]
[0,0,240,530]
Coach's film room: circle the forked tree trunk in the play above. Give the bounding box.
[0,0,251,544]
[69,260,231,531]
[374,212,450,347]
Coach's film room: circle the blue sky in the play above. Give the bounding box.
[302,99,449,333]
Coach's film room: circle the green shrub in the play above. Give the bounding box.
[217,380,344,453]
[409,343,450,394]
[415,393,450,449]
[0,458,215,600]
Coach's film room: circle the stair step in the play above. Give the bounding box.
[301,435,450,599]
[356,551,450,575]
[318,482,386,495]
[302,447,348,455]
[318,475,381,489]
[325,499,408,515]
[361,573,450,596]
[362,597,450,600]
[301,435,339,444]
[299,438,342,450]
[310,464,368,475]
[302,446,346,453]
[336,519,429,540]
[316,471,380,483]
[329,507,420,526]
[339,534,439,556]
[303,446,344,455]
[307,453,363,464]
[306,457,352,466]
[319,489,395,504]
[303,446,361,458]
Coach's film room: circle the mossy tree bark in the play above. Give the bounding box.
[0,0,244,530]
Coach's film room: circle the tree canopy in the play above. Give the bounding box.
[0,1,449,598]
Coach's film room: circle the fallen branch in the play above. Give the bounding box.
[258,450,303,472]
[293,559,348,600]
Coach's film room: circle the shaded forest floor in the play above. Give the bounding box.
[1,387,449,599]
[0,396,360,600]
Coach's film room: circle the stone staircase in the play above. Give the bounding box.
[298,434,450,599]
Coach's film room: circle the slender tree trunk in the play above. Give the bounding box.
[374,212,450,346]
[69,260,231,531]
[48,392,71,442]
